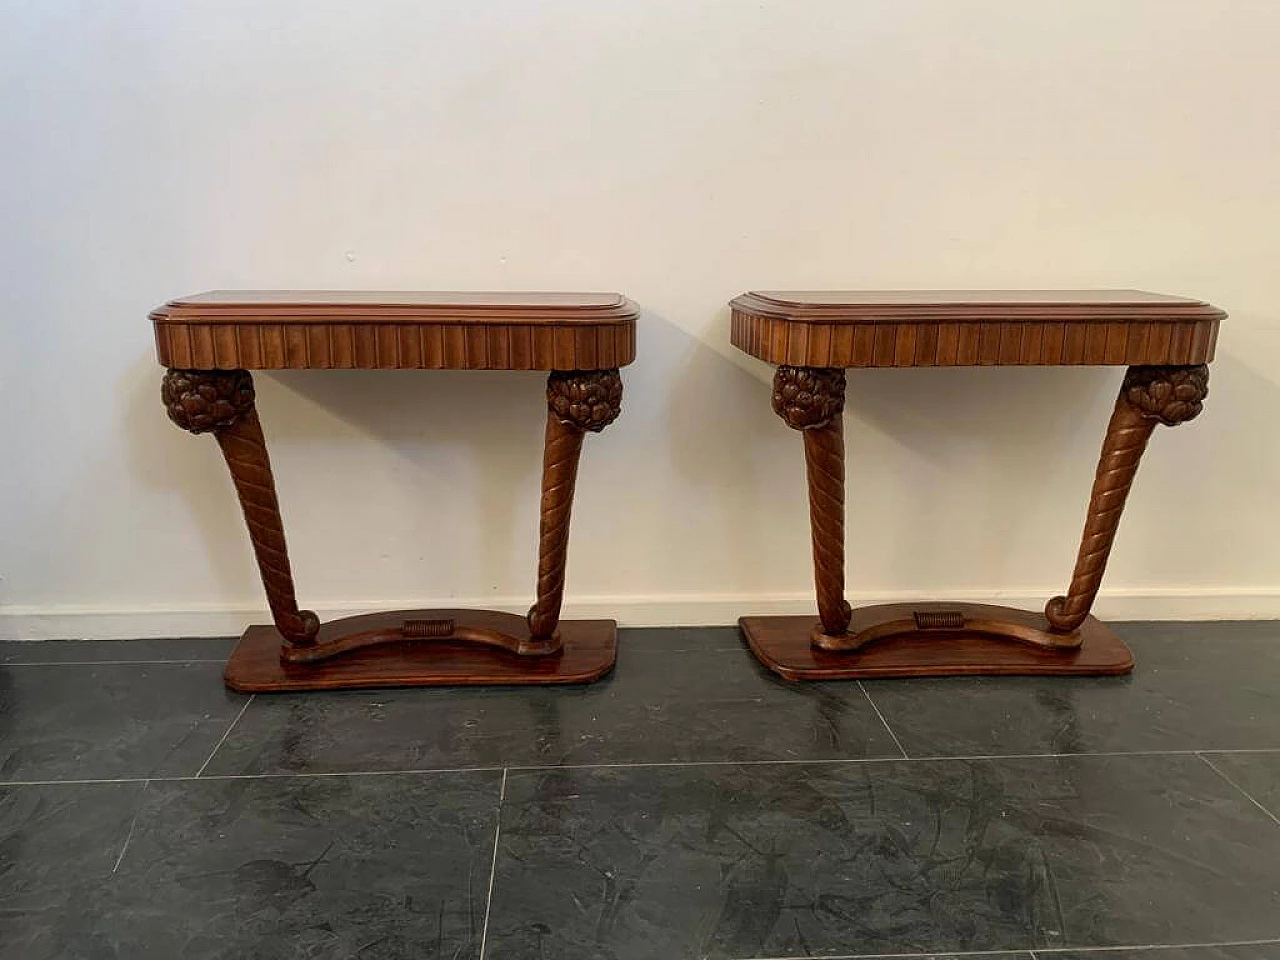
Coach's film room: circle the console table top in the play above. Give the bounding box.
[730,289,1223,367]
[152,291,637,371]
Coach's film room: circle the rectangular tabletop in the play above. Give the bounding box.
[730,289,1224,367]
[153,291,637,371]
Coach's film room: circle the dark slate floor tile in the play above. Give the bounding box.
[0,662,245,781]
[1201,750,1280,822]
[861,621,1280,757]
[0,637,236,664]
[1049,946,1280,960]
[202,645,901,776]
[0,781,147,960]
[24,771,501,960]
[485,755,1280,960]
[620,627,744,651]
[809,956,1035,960]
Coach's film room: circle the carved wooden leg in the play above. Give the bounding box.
[162,369,320,649]
[1046,364,1209,632]
[772,366,853,645]
[526,370,623,650]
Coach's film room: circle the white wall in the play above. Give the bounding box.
[3,0,1279,639]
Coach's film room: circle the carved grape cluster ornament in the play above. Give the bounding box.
[162,368,256,434]
[1123,364,1209,426]
[772,365,847,430]
[547,370,623,432]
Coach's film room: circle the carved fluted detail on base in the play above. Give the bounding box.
[527,370,623,644]
[1046,363,1209,632]
[162,368,319,647]
[772,365,852,640]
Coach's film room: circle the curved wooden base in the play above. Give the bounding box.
[280,611,562,663]
[225,609,616,692]
[741,602,1134,680]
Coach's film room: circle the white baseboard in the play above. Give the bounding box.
[1,587,1277,640]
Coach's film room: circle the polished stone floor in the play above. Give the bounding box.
[2,622,1279,960]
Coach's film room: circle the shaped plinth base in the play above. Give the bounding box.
[740,602,1134,681]
[224,608,616,692]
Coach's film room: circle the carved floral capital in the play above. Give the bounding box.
[547,369,623,432]
[771,365,846,430]
[162,368,255,434]
[1123,364,1209,426]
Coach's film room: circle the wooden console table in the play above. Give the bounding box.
[153,291,636,691]
[730,290,1223,679]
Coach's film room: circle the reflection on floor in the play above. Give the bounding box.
[2,622,1279,960]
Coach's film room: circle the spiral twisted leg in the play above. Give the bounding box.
[527,370,623,645]
[804,416,853,638]
[215,413,320,645]
[1044,402,1155,632]
[526,414,585,647]
[1046,363,1209,632]
[772,365,852,641]
[162,369,319,647]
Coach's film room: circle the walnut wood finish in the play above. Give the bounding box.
[1045,364,1210,631]
[225,610,617,691]
[153,291,637,370]
[731,290,1223,368]
[771,366,851,638]
[157,291,634,690]
[161,369,319,647]
[741,604,1134,680]
[527,370,624,643]
[734,290,1223,680]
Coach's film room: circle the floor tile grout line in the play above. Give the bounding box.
[504,757,903,773]
[197,766,507,780]
[739,937,1280,960]
[739,949,1032,960]
[477,768,507,960]
[903,747,1280,762]
[1128,746,1280,755]
[1036,939,1280,953]
[505,748,1258,772]
[858,680,909,758]
[9,747,1280,787]
[0,766,508,786]
[1196,751,1280,827]
[2,658,229,667]
[111,779,148,873]
[195,695,254,778]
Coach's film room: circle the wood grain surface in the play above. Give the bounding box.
[153,291,638,370]
[225,609,618,691]
[730,289,1224,367]
[741,603,1134,680]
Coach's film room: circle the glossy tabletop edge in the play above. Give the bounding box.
[730,290,1226,324]
[730,295,1221,368]
[151,291,639,325]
